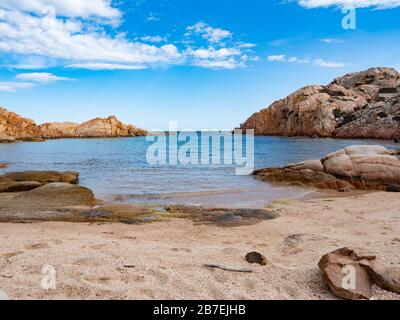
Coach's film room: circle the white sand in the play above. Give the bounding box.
[0,192,399,300]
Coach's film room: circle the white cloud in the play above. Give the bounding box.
[267,55,286,62]
[189,48,241,59]
[0,0,120,21]
[0,9,183,67]
[140,35,167,43]
[186,47,248,69]
[0,7,254,71]
[187,22,232,43]
[287,56,310,63]
[146,13,160,22]
[0,72,73,92]
[313,58,346,68]
[0,81,34,92]
[237,43,257,48]
[296,0,400,9]
[191,58,239,70]
[66,63,148,70]
[267,54,346,68]
[321,38,344,43]
[15,72,73,83]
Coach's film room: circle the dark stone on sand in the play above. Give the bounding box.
[245,252,267,266]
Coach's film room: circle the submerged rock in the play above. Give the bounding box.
[240,67,400,139]
[253,145,400,190]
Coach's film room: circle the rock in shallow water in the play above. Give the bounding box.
[16,182,95,208]
[1,171,79,185]
[254,145,400,191]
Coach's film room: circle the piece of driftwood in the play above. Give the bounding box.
[203,263,253,273]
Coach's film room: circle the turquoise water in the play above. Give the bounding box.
[0,136,397,208]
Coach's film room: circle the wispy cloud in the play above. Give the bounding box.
[0,72,73,92]
[267,55,286,62]
[0,0,121,23]
[267,54,346,68]
[0,81,34,92]
[15,72,73,83]
[313,58,346,68]
[140,35,168,43]
[66,63,148,70]
[321,38,344,43]
[186,22,232,44]
[146,13,161,22]
[295,0,400,9]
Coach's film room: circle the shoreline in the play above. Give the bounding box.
[1,191,399,300]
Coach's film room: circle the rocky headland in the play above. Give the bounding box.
[253,145,400,191]
[240,67,400,140]
[0,107,147,142]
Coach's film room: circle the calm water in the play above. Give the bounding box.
[0,136,397,208]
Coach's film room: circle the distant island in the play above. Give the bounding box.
[0,108,147,142]
[240,67,400,140]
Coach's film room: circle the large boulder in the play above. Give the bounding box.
[318,248,375,300]
[253,145,400,190]
[319,248,400,300]
[16,183,95,208]
[0,171,80,194]
[240,67,400,139]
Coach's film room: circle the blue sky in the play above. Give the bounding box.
[0,0,399,130]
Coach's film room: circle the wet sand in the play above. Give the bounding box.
[0,192,399,300]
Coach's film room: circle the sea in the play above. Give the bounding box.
[0,134,397,208]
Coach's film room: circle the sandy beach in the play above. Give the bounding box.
[1,191,399,300]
